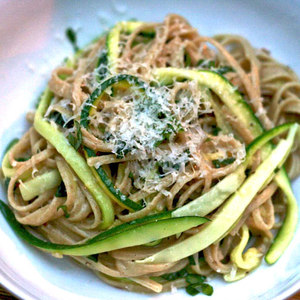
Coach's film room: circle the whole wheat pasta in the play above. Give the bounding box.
[1,14,299,296]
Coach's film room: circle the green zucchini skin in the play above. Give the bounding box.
[154,68,264,138]
[138,124,299,264]
[80,74,147,128]
[96,48,108,82]
[34,89,114,229]
[0,200,208,256]
[80,75,148,211]
[85,147,143,211]
[106,21,152,73]
[172,123,297,219]
[265,168,299,264]
[153,68,298,264]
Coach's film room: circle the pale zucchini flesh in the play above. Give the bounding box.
[19,169,61,201]
[107,21,147,73]
[154,68,298,264]
[0,199,207,257]
[172,123,296,219]
[34,89,114,229]
[265,170,299,264]
[138,125,298,264]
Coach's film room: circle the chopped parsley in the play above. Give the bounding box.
[57,205,70,218]
[50,111,65,127]
[186,283,213,296]
[128,172,134,180]
[212,157,235,168]
[188,255,196,265]
[67,121,82,150]
[160,267,189,281]
[157,264,213,297]
[15,157,30,162]
[65,27,79,52]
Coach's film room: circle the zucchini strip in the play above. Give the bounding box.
[230,225,260,271]
[2,139,20,178]
[80,75,148,211]
[107,21,147,73]
[265,169,299,264]
[172,123,296,218]
[153,68,263,138]
[138,125,298,264]
[154,68,298,263]
[0,201,207,256]
[172,166,245,218]
[85,148,143,211]
[19,169,61,201]
[34,89,114,229]
[80,74,147,128]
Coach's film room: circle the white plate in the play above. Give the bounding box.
[0,0,299,299]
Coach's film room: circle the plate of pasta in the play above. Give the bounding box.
[0,0,300,299]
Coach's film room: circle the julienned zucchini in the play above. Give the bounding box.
[106,21,153,73]
[81,74,147,127]
[154,68,264,139]
[0,201,207,256]
[65,21,146,77]
[34,89,114,229]
[138,123,299,264]
[265,169,299,264]
[85,147,143,211]
[19,169,61,201]
[173,122,297,218]
[153,68,299,264]
[80,74,148,211]
[2,139,20,178]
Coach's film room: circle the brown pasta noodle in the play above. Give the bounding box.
[2,14,300,294]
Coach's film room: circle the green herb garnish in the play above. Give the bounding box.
[57,205,70,218]
[139,199,147,208]
[67,121,82,150]
[188,255,196,265]
[114,140,131,158]
[212,157,235,168]
[212,125,221,136]
[185,52,192,67]
[216,66,235,75]
[159,264,214,297]
[66,27,79,52]
[185,274,206,284]
[161,267,189,281]
[49,111,66,127]
[186,283,213,296]
[15,157,30,162]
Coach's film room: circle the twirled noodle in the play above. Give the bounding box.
[2,14,300,295]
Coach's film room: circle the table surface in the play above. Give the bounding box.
[0,285,299,299]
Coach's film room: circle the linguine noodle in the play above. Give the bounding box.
[1,14,300,295]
